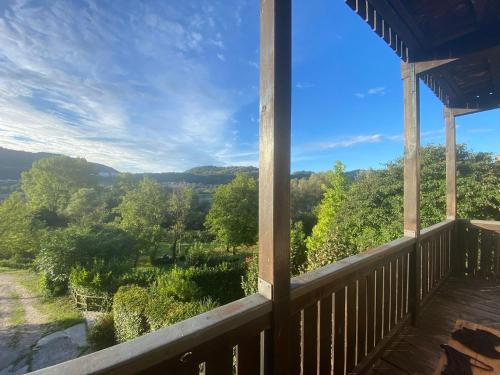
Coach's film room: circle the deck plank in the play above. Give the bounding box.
[367,277,500,374]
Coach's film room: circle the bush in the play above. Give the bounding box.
[113,286,150,343]
[36,225,136,295]
[190,262,245,304]
[241,255,258,296]
[39,272,67,297]
[119,268,164,288]
[154,267,200,302]
[145,295,217,331]
[88,313,116,350]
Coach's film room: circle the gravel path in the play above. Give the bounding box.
[0,272,48,372]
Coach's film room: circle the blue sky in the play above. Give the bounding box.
[0,0,498,173]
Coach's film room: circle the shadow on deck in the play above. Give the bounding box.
[370,277,500,374]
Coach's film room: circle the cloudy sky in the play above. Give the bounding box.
[0,0,498,172]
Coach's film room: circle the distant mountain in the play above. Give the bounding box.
[185,166,259,176]
[0,147,360,188]
[0,147,118,180]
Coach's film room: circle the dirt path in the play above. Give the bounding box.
[0,272,48,372]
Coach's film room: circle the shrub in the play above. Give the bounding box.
[241,255,258,296]
[154,267,200,302]
[88,313,116,350]
[145,295,217,331]
[39,272,67,297]
[190,262,245,304]
[119,268,164,288]
[36,225,136,295]
[113,286,150,343]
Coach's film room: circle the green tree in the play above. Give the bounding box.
[65,188,110,226]
[290,221,307,275]
[205,173,258,252]
[306,161,348,268]
[291,172,329,235]
[115,177,166,265]
[21,156,98,212]
[0,193,45,263]
[37,225,136,295]
[166,185,193,262]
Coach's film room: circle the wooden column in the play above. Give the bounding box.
[445,107,456,219]
[402,62,421,325]
[258,0,291,374]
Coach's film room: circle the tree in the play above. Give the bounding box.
[37,225,136,295]
[21,156,98,212]
[115,177,166,265]
[305,145,499,271]
[290,221,307,275]
[306,161,348,267]
[166,185,193,262]
[0,193,45,263]
[65,188,110,226]
[291,172,329,235]
[205,173,258,252]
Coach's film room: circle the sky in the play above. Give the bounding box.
[0,0,498,173]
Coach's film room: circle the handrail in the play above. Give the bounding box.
[31,294,272,375]
[468,219,500,231]
[419,219,454,240]
[291,236,416,301]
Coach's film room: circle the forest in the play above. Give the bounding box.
[0,144,498,350]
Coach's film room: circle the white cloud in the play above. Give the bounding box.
[355,86,387,99]
[296,82,315,90]
[317,134,384,149]
[0,0,252,172]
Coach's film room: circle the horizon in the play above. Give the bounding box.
[0,0,499,174]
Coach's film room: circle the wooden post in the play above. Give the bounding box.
[445,107,456,220]
[402,62,421,325]
[259,0,291,374]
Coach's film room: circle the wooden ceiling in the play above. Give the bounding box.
[346,0,500,113]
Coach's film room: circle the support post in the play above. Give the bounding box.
[445,107,456,220]
[258,0,291,374]
[402,62,421,325]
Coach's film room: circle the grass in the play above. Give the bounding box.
[14,270,84,331]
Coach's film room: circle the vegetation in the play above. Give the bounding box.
[205,173,258,252]
[0,144,497,349]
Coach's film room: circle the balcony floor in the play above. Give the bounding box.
[368,277,500,374]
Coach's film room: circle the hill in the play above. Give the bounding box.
[0,147,118,180]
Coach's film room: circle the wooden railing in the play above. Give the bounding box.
[417,220,454,306]
[32,294,271,375]
[456,220,500,279]
[32,219,497,375]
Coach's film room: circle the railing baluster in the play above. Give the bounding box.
[375,267,383,345]
[319,295,333,374]
[383,265,390,336]
[238,334,260,375]
[390,260,397,328]
[289,312,302,375]
[334,288,346,375]
[303,303,318,375]
[205,345,233,375]
[366,271,375,354]
[346,282,357,371]
[357,277,367,363]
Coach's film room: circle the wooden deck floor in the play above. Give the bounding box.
[368,277,500,374]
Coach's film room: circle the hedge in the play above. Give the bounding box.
[113,285,150,343]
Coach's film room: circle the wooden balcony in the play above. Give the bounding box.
[31,219,500,375]
[29,1,500,374]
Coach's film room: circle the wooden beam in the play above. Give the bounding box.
[451,104,500,117]
[445,107,456,220]
[258,0,291,374]
[414,58,459,75]
[402,62,421,237]
[402,62,421,327]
